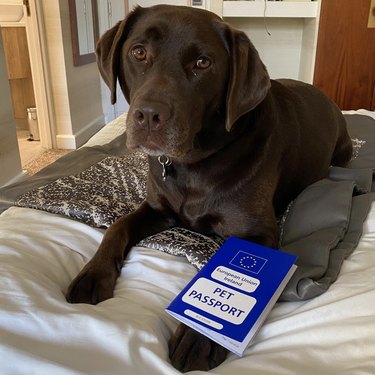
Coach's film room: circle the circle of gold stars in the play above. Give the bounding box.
[239,255,257,269]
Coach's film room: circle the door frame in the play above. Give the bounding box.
[24,0,56,149]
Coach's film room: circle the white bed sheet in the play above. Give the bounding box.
[82,113,127,148]
[342,109,375,120]
[1,204,375,375]
[1,113,375,375]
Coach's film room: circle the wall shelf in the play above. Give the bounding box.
[223,1,319,18]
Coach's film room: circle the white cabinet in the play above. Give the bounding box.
[127,0,215,13]
[128,0,189,9]
[219,0,321,83]
[222,1,319,18]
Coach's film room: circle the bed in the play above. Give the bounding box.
[1,110,375,375]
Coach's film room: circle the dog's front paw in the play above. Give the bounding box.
[66,262,118,305]
[168,324,228,372]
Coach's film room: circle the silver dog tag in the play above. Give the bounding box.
[158,156,172,181]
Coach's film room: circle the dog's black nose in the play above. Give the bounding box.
[132,102,170,130]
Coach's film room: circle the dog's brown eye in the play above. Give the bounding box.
[195,56,211,70]
[131,46,147,61]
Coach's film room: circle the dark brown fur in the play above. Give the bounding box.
[66,5,352,372]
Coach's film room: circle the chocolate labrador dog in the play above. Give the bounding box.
[66,4,353,372]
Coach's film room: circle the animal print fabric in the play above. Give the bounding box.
[15,151,223,268]
[138,227,224,270]
[16,152,148,228]
[14,135,368,271]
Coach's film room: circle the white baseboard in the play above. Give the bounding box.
[55,115,105,149]
[56,134,76,150]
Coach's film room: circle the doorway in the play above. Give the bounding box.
[0,25,44,169]
[0,0,57,178]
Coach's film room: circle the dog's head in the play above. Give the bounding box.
[97,5,270,162]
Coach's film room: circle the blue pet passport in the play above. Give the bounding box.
[166,237,297,356]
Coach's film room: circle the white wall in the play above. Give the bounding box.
[41,0,105,149]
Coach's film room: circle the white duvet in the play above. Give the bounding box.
[1,112,375,375]
[1,204,375,375]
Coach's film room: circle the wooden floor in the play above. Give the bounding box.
[17,129,71,175]
[17,129,43,167]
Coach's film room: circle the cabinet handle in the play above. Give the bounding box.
[23,0,30,16]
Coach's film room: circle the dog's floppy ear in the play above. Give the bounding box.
[96,6,144,104]
[225,29,271,131]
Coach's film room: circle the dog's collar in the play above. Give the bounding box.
[158,156,172,181]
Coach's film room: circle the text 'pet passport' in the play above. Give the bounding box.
[166,237,297,356]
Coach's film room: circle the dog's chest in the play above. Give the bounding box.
[176,184,211,221]
[154,164,251,237]
[180,190,208,222]
[168,173,225,235]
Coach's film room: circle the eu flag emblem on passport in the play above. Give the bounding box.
[229,251,268,274]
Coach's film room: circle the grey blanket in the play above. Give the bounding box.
[1,114,374,301]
